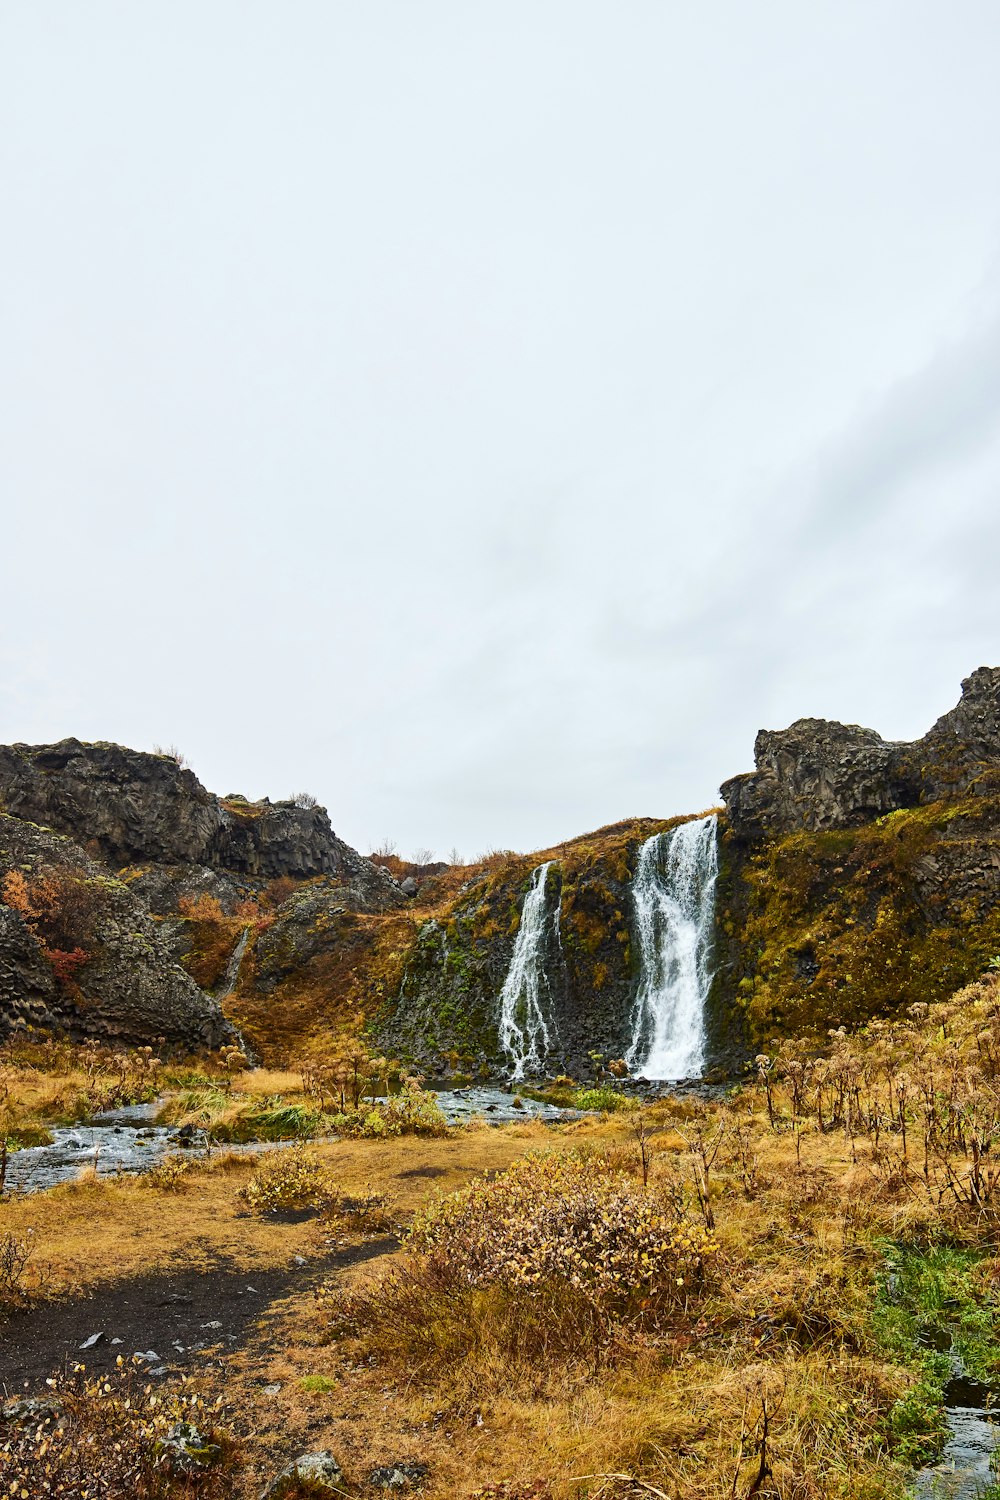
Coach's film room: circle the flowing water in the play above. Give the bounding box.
[625,814,719,1080]
[430,1086,576,1124]
[216,927,250,1000]
[1,1090,577,1197]
[913,1349,1000,1498]
[1,1102,194,1195]
[498,861,563,1080]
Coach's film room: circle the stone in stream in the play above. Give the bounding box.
[261,1450,343,1497]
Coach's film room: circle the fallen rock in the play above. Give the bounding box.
[369,1461,430,1489]
[79,1331,105,1350]
[261,1450,344,1498]
[156,1420,222,1474]
[1,1396,64,1427]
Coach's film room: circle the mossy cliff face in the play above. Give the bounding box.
[716,668,1000,1043]
[374,819,685,1074]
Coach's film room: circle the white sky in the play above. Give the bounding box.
[2,2,999,860]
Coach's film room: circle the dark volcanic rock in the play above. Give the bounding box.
[0,903,60,1033]
[720,719,917,840]
[722,668,1000,841]
[0,814,232,1048]
[252,873,401,993]
[911,665,1000,802]
[0,739,364,880]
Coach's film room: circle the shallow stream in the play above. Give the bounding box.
[1,1087,576,1196]
[914,1346,999,1498]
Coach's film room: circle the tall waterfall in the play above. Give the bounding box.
[498,861,562,1080]
[625,814,719,1080]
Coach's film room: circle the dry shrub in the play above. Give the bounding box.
[0,1230,34,1311]
[335,1186,393,1234]
[147,1154,194,1192]
[0,1365,239,1495]
[238,1144,334,1215]
[323,1152,719,1383]
[1,867,99,993]
[177,893,224,923]
[408,1152,716,1316]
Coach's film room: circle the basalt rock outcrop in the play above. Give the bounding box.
[0,739,372,880]
[0,815,232,1048]
[0,738,403,1049]
[720,667,1000,842]
[715,666,1000,1043]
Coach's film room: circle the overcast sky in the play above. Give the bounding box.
[2,3,999,860]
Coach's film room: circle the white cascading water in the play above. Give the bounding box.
[625,814,719,1080]
[498,861,562,1080]
[216,927,250,1001]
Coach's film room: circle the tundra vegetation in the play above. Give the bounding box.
[4,968,1000,1496]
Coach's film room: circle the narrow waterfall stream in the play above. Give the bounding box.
[625,814,719,1080]
[498,861,563,1080]
[216,927,250,1001]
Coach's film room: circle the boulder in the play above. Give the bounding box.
[369,1461,430,1489]
[261,1450,343,1498]
[155,1421,222,1474]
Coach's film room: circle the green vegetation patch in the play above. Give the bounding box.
[873,1243,1000,1466]
[729,795,1000,1040]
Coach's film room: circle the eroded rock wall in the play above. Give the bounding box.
[715,667,1000,1043]
[0,815,233,1048]
[0,739,364,879]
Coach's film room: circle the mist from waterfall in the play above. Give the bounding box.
[498,860,562,1080]
[625,814,719,1080]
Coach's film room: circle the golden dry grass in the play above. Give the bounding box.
[10,979,1000,1497]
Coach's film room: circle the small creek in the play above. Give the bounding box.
[2,1102,206,1195]
[2,1088,576,1197]
[914,1339,999,1499]
[429,1085,577,1124]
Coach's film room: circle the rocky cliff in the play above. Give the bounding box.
[0,815,232,1048]
[373,818,736,1077]
[374,668,1000,1076]
[714,667,1000,1043]
[720,667,1000,841]
[0,739,403,1050]
[0,739,368,879]
[4,670,997,1069]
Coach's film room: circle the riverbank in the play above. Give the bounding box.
[6,980,1000,1496]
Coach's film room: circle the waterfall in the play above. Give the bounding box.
[216,927,250,1002]
[498,861,562,1080]
[625,814,719,1080]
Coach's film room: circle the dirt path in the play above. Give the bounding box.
[0,1237,395,1394]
